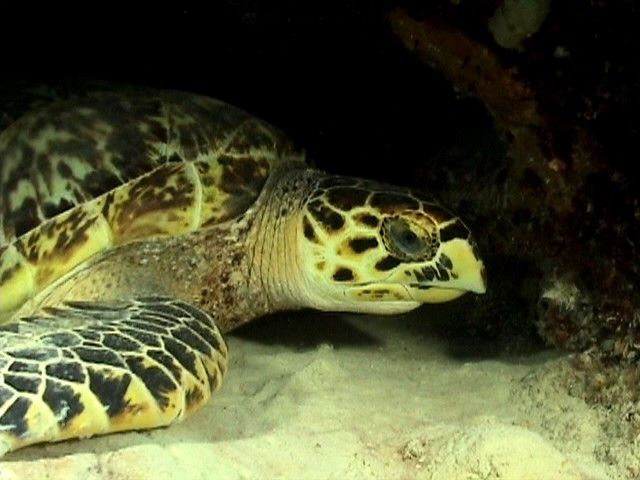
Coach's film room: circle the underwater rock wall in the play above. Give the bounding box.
[389,2,640,363]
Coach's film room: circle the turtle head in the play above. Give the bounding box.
[295,176,486,315]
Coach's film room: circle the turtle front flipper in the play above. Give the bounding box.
[0,297,227,455]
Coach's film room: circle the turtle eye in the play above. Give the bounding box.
[382,217,435,261]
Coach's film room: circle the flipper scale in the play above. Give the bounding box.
[0,297,227,455]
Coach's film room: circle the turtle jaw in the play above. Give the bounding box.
[321,285,463,316]
[294,230,487,313]
[337,238,487,311]
[402,239,487,302]
[293,280,418,315]
[329,283,477,315]
[342,282,476,314]
[345,299,421,315]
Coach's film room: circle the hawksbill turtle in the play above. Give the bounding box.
[0,87,486,454]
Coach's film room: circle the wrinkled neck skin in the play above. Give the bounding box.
[191,163,322,330]
[18,165,320,333]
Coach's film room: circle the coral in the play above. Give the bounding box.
[488,0,551,50]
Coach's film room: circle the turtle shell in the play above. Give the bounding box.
[0,88,304,315]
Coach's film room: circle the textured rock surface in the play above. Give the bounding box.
[389,5,640,362]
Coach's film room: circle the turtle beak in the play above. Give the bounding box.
[440,238,487,294]
[401,237,486,304]
[464,261,487,294]
[477,263,488,294]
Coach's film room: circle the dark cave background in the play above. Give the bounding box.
[1,2,484,184]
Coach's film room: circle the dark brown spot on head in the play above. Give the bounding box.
[436,265,450,281]
[333,267,354,282]
[370,193,420,213]
[349,237,379,254]
[421,204,454,223]
[375,256,402,271]
[303,216,318,242]
[438,253,453,270]
[326,187,370,211]
[354,213,380,228]
[439,220,470,242]
[308,200,345,231]
[415,265,437,282]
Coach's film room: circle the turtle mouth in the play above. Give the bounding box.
[338,257,486,309]
[404,284,468,303]
[344,281,468,305]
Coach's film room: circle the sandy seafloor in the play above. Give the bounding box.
[0,304,636,480]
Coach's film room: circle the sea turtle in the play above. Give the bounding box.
[0,87,486,455]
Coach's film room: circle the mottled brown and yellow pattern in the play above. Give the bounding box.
[0,90,303,315]
[0,298,227,452]
[0,86,485,456]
